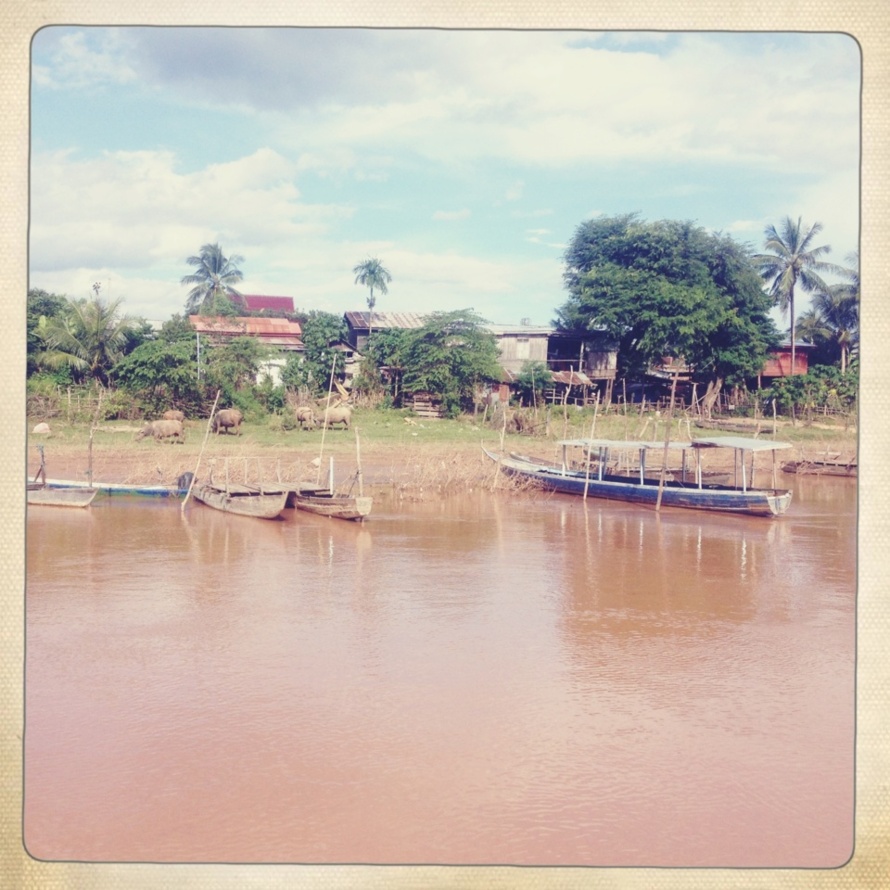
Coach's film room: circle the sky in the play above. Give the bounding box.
[29,27,861,329]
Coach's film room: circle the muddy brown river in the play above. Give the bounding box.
[24,475,856,866]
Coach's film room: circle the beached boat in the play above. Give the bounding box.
[27,444,98,507]
[27,481,98,508]
[191,481,288,519]
[781,457,857,477]
[484,436,793,517]
[287,484,373,521]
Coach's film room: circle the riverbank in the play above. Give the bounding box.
[26,409,858,495]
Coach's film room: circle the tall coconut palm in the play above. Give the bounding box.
[36,296,137,385]
[798,251,860,372]
[752,217,842,371]
[181,243,245,315]
[352,257,392,349]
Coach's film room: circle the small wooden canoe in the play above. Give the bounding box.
[192,482,288,519]
[287,485,372,521]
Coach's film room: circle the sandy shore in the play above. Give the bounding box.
[27,435,510,496]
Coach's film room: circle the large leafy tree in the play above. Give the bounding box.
[352,257,392,347]
[181,243,245,315]
[27,288,68,376]
[752,217,842,370]
[400,309,501,416]
[114,338,201,414]
[796,251,859,372]
[557,214,778,411]
[281,311,348,396]
[35,295,140,385]
[201,336,269,407]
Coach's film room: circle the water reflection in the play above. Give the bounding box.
[25,482,856,866]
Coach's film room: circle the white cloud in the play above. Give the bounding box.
[29,146,356,314]
[29,29,859,330]
[33,29,137,89]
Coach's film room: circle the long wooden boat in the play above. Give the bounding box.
[27,482,98,508]
[41,478,190,497]
[485,435,793,517]
[694,418,774,435]
[191,482,288,519]
[286,484,372,521]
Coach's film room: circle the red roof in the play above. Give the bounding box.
[240,294,296,313]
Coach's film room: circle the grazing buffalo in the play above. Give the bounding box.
[322,406,352,429]
[294,406,317,430]
[162,409,185,423]
[212,408,243,435]
[136,419,185,444]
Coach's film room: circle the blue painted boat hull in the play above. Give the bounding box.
[44,479,188,498]
[486,450,792,517]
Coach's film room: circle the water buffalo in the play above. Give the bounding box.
[294,406,317,430]
[162,409,185,423]
[213,408,243,435]
[322,406,352,429]
[136,419,185,444]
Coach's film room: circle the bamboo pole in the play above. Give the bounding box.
[582,411,597,501]
[355,426,364,496]
[316,355,337,485]
[655,368,680,512]
[181,389,221,514]
[86,386,104,489]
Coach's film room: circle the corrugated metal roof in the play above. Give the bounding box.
[344,311,427,330]
[550,370,592,386]
[486,324,553,336]
[189,315,302,338]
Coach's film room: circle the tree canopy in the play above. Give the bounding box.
[400,309,501,416]
[181,243,245,315]
[751,216,842,369]
[556,213,779,403]
[353,257,392,314]
[281,311,348,396]
[34,294,141,386]
[28,288,68,376]
[796,250,859,372]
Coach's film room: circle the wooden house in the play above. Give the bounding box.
[759,343,812,381]
[343,311,427,353]
[188,315,304,386]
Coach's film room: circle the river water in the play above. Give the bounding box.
[24,475,856,867]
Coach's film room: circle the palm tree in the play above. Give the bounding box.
[181,243,245,315]
[36,295,137,385]
[752,217,842,372]
[352,257,392,349]
[798,251,860,372]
